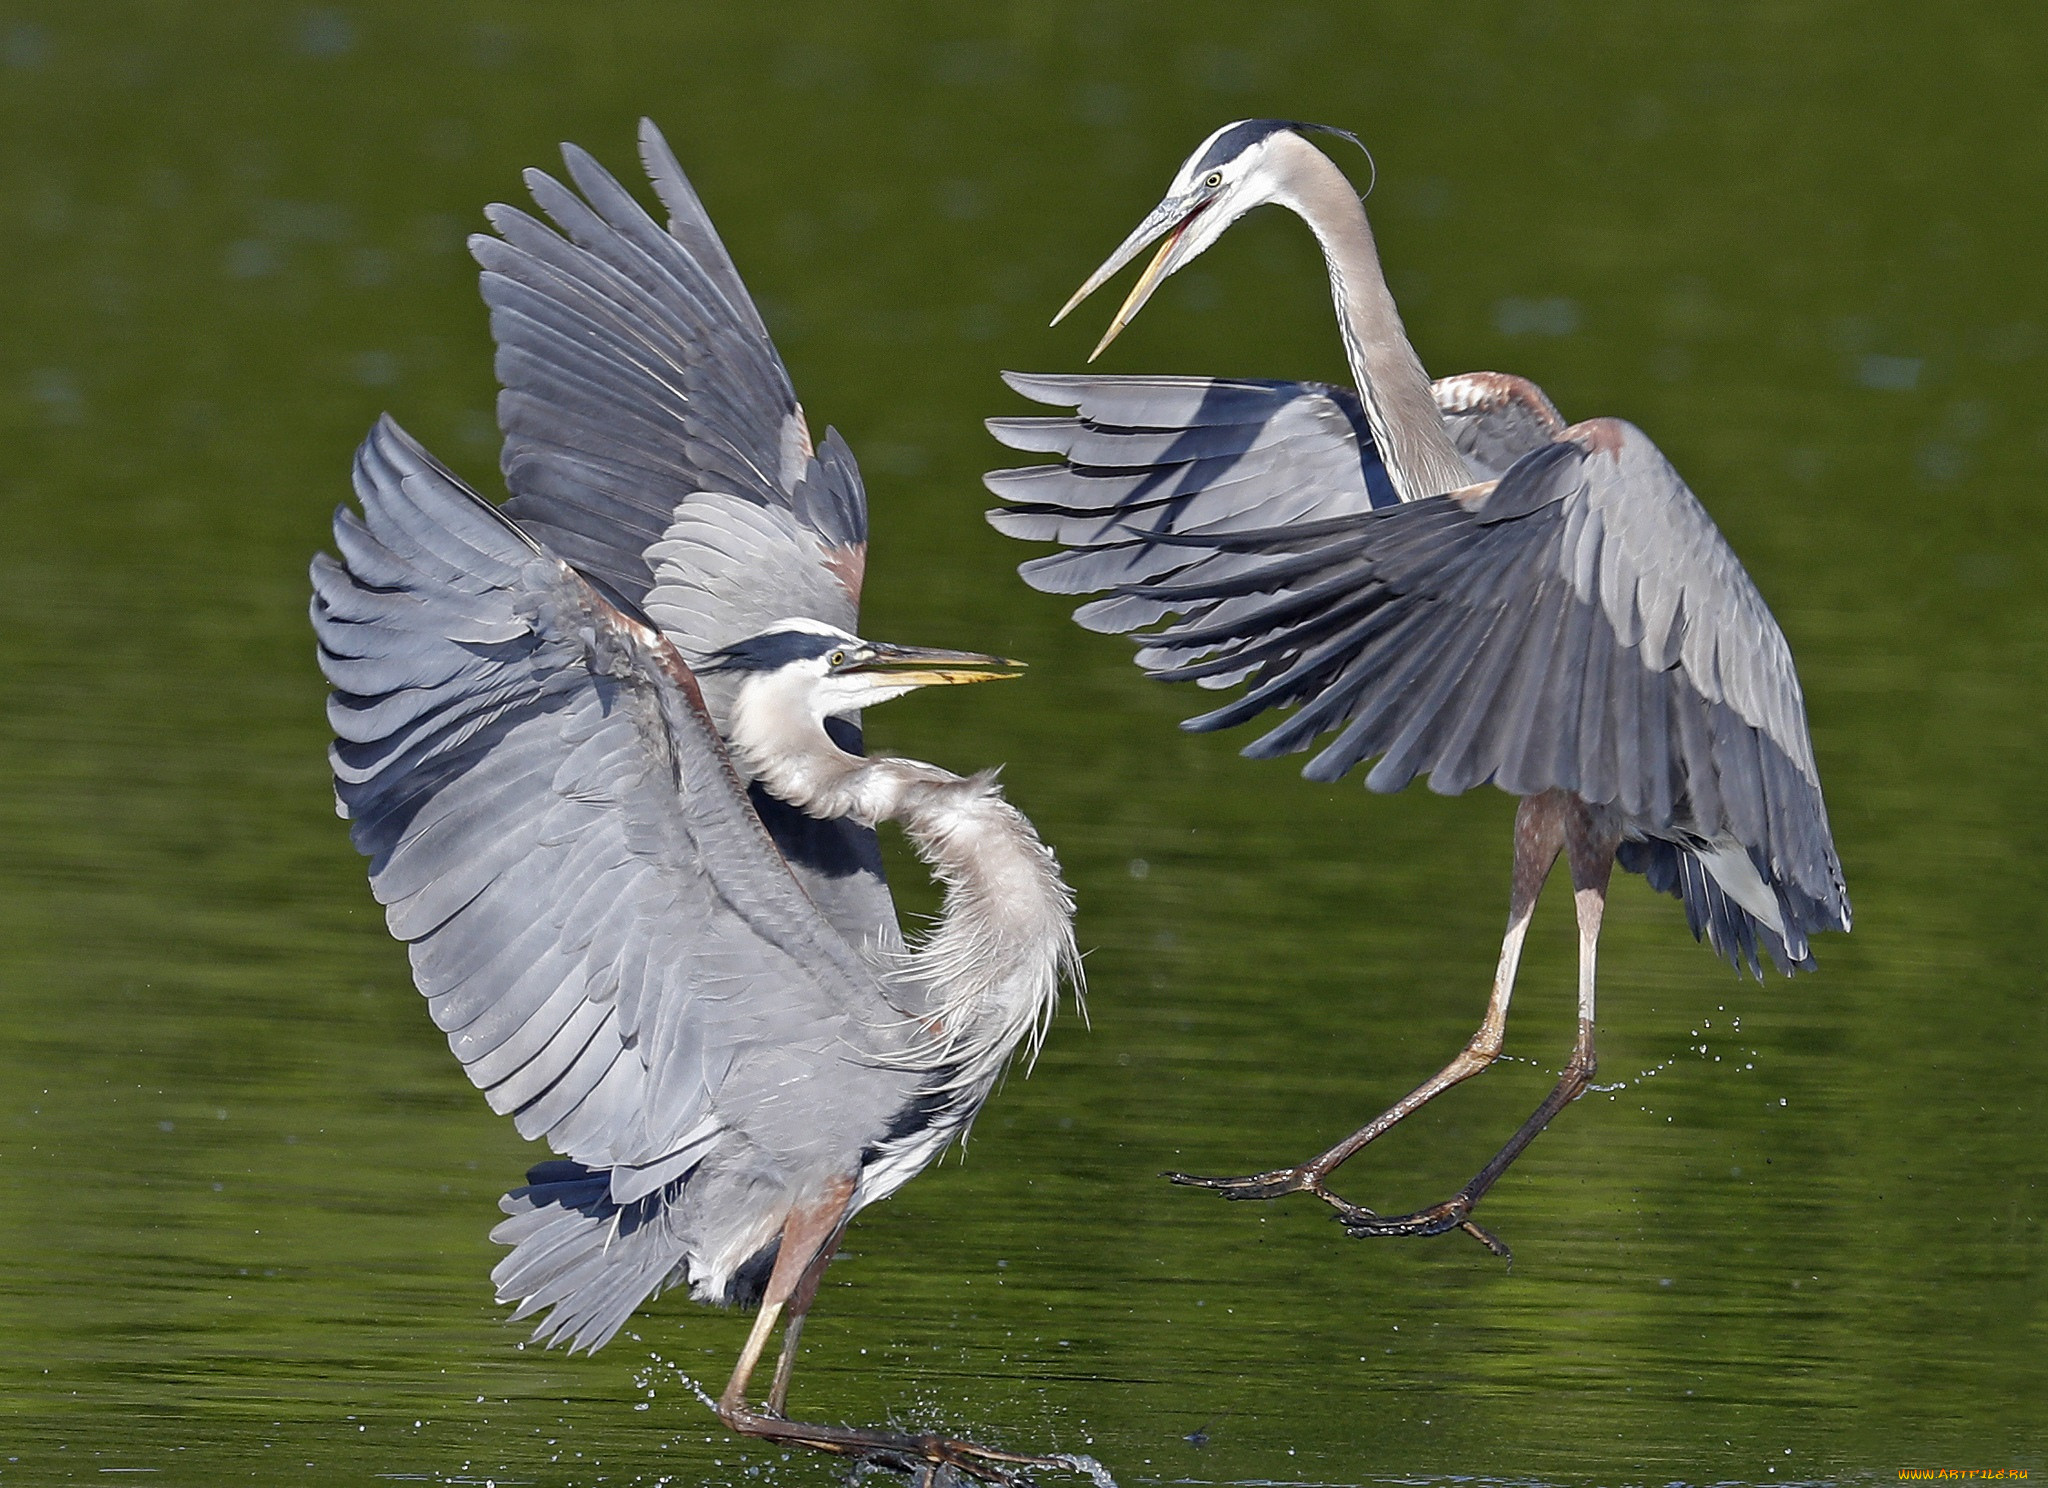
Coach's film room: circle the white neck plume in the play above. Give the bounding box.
[726,687,1080,1095]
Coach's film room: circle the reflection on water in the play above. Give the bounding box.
[1,4,2043,1486]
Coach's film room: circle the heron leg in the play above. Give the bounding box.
[764,1207,851,1416]
[1341,801,1620,1259]
[716,1181,850,1420]
[1167,791,1567,1221]
[716,1182,1090,1485]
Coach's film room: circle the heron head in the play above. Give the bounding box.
[704,620,1024,725]
[1053,118,1367,359]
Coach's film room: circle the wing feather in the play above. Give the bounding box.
[992,407,1848,971]
[986,369,1564,636]
[482,123,865,622]
[474,120,893,952]
[313,417,915,1189]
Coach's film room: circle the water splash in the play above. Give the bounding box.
[633,1349,718,1414]
[630,1348,1112,1485]
[1041,1453,1117,1487]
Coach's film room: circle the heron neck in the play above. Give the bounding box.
[734,721,1077,1082]
[1268,134,1471,501]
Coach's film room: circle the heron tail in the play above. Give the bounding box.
[489,1159,694,1354]
[1617,838,1820,978]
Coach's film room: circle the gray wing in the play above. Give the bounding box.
[1076,419,1847,972]
[983,370,1563,685]
[1430,371,1568,479]
[477,117,865,635]
[472,118,894,950]
[985,373,1399,672]
[311,417,913,1207]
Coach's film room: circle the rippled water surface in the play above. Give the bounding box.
[1,4,2042,1485]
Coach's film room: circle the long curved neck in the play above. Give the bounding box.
[730,712,1077,1086]
[1266,132,1471,501]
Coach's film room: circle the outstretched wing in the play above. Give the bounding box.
[985,373,1396,674]
[985,370,1563,685]
[312,418,912,1206]
[471,119,893,949]
[477,118,865,640]
[1070,419,1847,970]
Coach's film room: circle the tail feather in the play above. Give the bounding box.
[489,1159,690,1354]
[1618,837,1816,978]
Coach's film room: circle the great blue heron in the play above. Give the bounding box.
[310,121,1095,1485]
[986,119,1850,1257]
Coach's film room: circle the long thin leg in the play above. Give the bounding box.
[717,1181,847,1418]
[1342,801,1620,1258]
[715,1180,1087,1485]
[1168,792,1570,1232]
[764,1208,850,1416]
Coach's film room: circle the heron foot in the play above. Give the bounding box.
[1165,1164,1387,1227]
[1163,1164,1329,1202]
[1338,1195,1513,1263]
[720,1405,1105,1485]
[1166,1162,1517,1262]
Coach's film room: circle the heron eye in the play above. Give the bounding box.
[827,649,847,668]
[1203,170,1224,188]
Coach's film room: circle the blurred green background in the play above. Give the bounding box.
[0,3,2041,1484]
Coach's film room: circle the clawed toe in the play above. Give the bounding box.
[1166,1166,1390,1227]
[724,1405,1092,1485]
[879,1436,1085,1486]
[1163,1166,1312,1201]
[1339,1198,1512,1262]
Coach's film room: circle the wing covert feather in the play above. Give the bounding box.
[475,119,894,954]
[313,417,909,1193]
[479,119,866,629]
[990,403,1848,969]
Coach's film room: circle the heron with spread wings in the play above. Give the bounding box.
[312,121,1093,1485]
[987,119,1849,1258]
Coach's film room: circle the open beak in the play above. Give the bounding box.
[1052,193,1209,361]
[846,643,1025,688]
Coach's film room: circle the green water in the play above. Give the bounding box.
[1,3,2041,1484]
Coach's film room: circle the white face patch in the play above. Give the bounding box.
[1160,131,1286,269]
[755,617,857,646]
[816,672,919,719]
